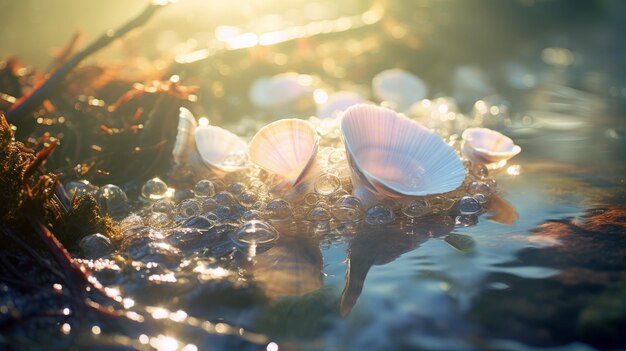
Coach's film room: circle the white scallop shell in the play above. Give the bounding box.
[340,104,465,206]
[248,119,320,198]
[317,91,368,119]
[372,69,427,111]
[195,125,250,175]
[172,107,198,165]
[249,73,314,108]
[461,127,521,164]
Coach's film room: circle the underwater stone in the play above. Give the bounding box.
[457,196,481,215]
[468,181,492,196]
[141,177,168,201]
[178,199,202,218]
[230,220,279,247]
[314,173,341,196]
[242,210,262,221]
[96,184,130,219]
[365,204,395,225]
[194,179,216,198]
[401,199,430,218]
[79,233,114,259]
[265,198,293,220]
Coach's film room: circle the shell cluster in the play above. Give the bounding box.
[71,70,522,255]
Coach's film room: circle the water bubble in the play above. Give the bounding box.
[248,180,268,195]
[332,195,364,222]
[215,191,236,206]
[328,148,346,164]
[79,233,113,259]
[65,180,98,197]
[402,199,430,218]
[473,193,487,204]
[304,193,322,206]
[457,196,481,215]
[455,214,479,227]
[222,151,248,167]
[201,198,218,212]
[307,207,331,221]
[152,200,175,214]
[329,189,351,203]
[96,184,130,219]
[252,201,266,211]
[365,204,395,225]
[468,181,492,196]
[178,199,202,218]
[141,177,168,201]
[242,210,262,221]
[194,180,216,198]
[230,220,279,246]
[215,205,237,221]
[228,182,246,195]
[314,173,341,196]
[470,164,489,179]
[238,192,258,208]
[265,199,293,220]
[120,214,144,232]
[182,216,214,229]
[148,212,172,228]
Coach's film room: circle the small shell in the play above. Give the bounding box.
[317,91,368,119]
[461,127,521,164]
[195,125,250,176]
[249,119,320,199]
[372,69,427,111]
[249,73,314,109]
[341,104,465,206]
[172,107,198,165]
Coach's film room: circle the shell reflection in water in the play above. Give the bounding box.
[195,124,250,176]
[340,104,465,207]
[248,119,321,200]
[461,127,521,164]
[249,234,323,298]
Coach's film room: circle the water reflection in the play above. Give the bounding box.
[242,225,324,298]
[340,216,455,316]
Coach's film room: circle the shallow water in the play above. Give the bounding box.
[2,1,626,350]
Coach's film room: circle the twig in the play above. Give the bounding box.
[6,3,167,127]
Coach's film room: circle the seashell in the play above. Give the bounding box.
[372,69,427,111]
[195,124,250,176]
[248,119,321,200]
[172,107,198,165]
[249,72,314,109]
[340,104,465,207]
[461,127,521,164]
[317,91,368,119]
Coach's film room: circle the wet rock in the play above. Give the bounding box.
[79,233,114,259]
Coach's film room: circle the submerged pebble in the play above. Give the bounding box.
[65,179,98,197]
